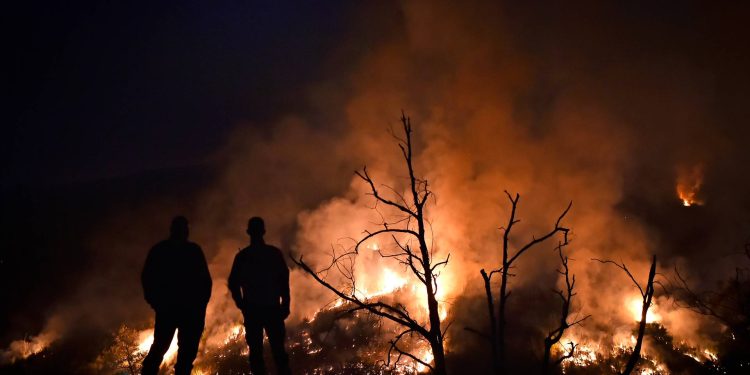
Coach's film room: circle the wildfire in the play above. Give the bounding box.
[676,164,704,206]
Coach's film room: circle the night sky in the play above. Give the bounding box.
[6,1,362,186]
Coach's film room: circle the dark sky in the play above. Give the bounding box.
[6,1,361,186]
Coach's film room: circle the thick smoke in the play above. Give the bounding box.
[4,1,750,372]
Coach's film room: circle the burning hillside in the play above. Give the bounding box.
[3,114,748,374]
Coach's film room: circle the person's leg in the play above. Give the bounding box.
[142,312,177,375]
[174,310,205,375]
[244,310,267,375]
[265,312,290,375]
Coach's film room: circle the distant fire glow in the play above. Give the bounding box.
[676,164,704,207]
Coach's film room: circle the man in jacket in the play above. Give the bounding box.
[228,217,291,375]
[141,216,212,375]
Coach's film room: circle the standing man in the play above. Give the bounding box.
[229,217,291,375]
[141,216,212,375]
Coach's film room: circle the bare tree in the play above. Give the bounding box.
[542,242,590,374]
[593,255,657,375]
[468,192,571,374]
[294,113,449,375]
[667,242,750,345]
[97,325,146,375]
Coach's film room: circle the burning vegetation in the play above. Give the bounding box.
[4,115,749,375]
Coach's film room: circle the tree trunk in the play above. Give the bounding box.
[420,217,446,375]
[622,255,656,375]
[496,263,509,375]
[541,342,552,375]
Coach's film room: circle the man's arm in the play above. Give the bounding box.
[195,245,212,307]
[277,249,290,318]
[141,246,158,308]
[227,252,244,309]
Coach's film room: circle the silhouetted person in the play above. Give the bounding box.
[229,217,291,375]
[141,216,212,375]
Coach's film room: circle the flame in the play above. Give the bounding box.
[703,348,718,362]
[415,347,434,373]
[378,268,409,296]
[0,319,61,365]
[560,339,598,368]
[626,296,660,323]
[224,325,244,345]
[0,333,54,363]
[136,329,178,363]
[676,164,704,206]
[357,267,408,299]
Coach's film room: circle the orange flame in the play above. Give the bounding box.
[626,296,660,323]
[676,164,704,207]
[136,329,178,363]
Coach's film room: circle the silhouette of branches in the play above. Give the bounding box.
[542,242,590,374]
[592,255,657,375]
[467,191,571,375]
[664,244,750,342]
[294,113,448,375]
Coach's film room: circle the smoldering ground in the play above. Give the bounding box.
[3,1,750,373]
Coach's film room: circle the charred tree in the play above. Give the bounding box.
[294,113,449,375]
[541,242,590,374]
[468,192,571,374]
[669,242,750,342]
[666,242,750,370]
[593,255,657,375]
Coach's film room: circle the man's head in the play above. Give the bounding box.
[246,216,265,239]
[170,216,189,241]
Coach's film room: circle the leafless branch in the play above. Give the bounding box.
[294,113,448,374]
[591,258,645,298]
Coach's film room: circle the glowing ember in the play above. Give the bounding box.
[626,296,660,323]
[676,164,704,206]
